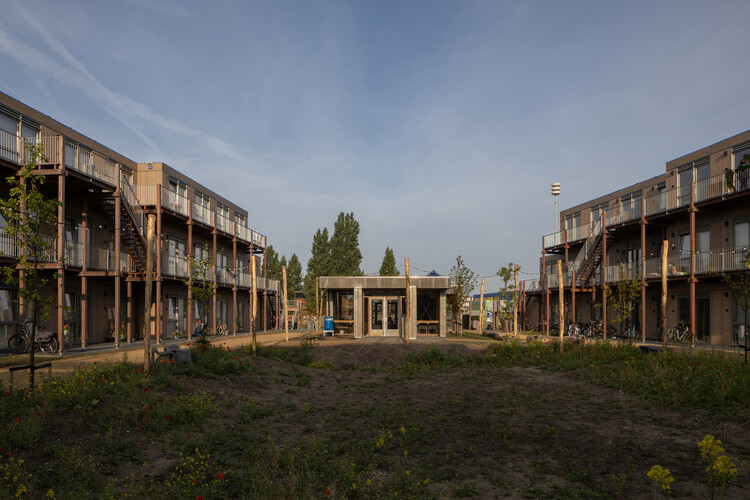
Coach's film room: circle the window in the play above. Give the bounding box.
[734,219,749,249]
[564,211,581,230]
[0,288,18,344]
[217,204,229,219]
[677,157,710,205]
[195,191,209,208]
[591,202,608,223]
[733,296,749,346]
[193,243,210,262]
[235,212,246,226]
[167,294,188,337]
[0,112,17,135]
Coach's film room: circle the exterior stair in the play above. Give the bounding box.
[100,194,147,273]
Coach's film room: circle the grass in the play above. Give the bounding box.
[0,340,746,497]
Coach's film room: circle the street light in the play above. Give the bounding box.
[551,182,561,232]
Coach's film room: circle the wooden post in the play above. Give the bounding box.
[641,198,647,343]
[479,279,485,336]
[689,181,696,346]
[571,269,576,329]
[143,214,155,372]
[557,259,564,352]
[405,257,410,345]
[316,278,320,336]
[661,239,668,349]
[251,255,257,355]
[282,265,288,342]
[513,265,519,337]
[545,274,550,335]
[602,210,608,340]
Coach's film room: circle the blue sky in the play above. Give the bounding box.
[1,0,749,290]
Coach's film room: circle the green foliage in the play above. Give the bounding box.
[328,211,362,276]
[379,247,399,276]
[447,256,477,336]
[496,263,520,332]
[725,153,750,191]
[721,250,750,348]
[264,245,283,281]
[304,227,331,315]
[186,244,215,339]
[286,253,303,299]
[606,264,643,334]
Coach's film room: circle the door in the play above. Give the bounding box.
[385,298,400,336]
[370,298,384,336]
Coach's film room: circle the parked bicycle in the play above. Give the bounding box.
[567,321,583,336]
[8,320,59,354]
[621,326,639,340]
[667,323,692,344]
[216,323,228,335]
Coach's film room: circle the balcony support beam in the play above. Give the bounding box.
[114,175,121,349]
[187,202,194,341]
[57,172,65,353]
[689,182,697,345]
[156,188,162,344]
[212,216,218,337]
[602,210,608,340]
[641,198,647,342]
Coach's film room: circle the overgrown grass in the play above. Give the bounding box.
[0,339,747,497]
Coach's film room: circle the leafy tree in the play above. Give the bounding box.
[329,212,362,276]
[186,244,214,345]
[379,247,399,276]
[286,253,303,300]
[447,255,477,337]
[304,227,331,315]
[606,264,643,337]
[725,154,750,191]
[496,262,519,334]
[264,245,282,281]
[279,255,287,278]
[0,143,61,389]
[722,250,750,362]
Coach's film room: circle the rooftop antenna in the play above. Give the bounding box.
[551,182,561,232]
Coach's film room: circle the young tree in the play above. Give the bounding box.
[304,227,331,315]
[186,244,215,346]
[496,262,520,334]
[379,247,399,276]
[722,250,750,362]
[447,255,477,337]
[606,264,643,337]
[264,245,282,281]
[0,143,61,389]
[286,253,303,300]
[329,212,362,276]
[725,154,750,191]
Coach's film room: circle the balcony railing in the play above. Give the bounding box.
[193,203,212,226]
[566,221,592,243]
[252,231,266,248]
[162,254,189,278]
[0,129,20,164]
[134,185,158,206]
[215,267,233,285]
[88,245,116,270]
[63,241,83,267]
[161,186,190,217]
[64,139,116,186]
[215,213,232,235]
[543,231,563,248]
[0,229,17,257]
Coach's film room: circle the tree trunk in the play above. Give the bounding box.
[405,258,410,345]
[251,255,257,355]
[143,214,155,372]
[283,266,288,342]
[661,240,668,350]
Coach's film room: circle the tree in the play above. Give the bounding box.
[304,227,331,315]
[606,264,643,337]
[725,154,750,191]
[264,245,282,281]
[379,247,399,276]
[496,262,519,333]
[0,142,61,389]
[328,212,362,276]
[447,255,477,337]
[722,250,750,363]
[286,254,303,300]
[186,244,214,345]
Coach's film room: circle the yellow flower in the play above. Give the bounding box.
[647,465,674,492]
[400,426,406,434]
[710,455,737,481]
[699,435,725,463]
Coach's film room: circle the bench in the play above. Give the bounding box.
[639,345,662,355]
[151,345,193,365]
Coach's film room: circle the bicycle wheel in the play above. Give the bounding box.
[46,337,59,354]
[8,335,29,354]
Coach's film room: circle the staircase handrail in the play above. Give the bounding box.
[119,170,144,236]
[572,217,603,273]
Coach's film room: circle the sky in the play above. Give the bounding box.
[1,0,749,291]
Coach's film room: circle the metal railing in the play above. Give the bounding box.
[161,186,190,217]
[215,213,232,235]
[27,137,61,164]
[193,203,212,226]
[0,229,18,257]
[0,129,20,163]
[571,217,603,273]
[63,241,83,267]
[64,139,116,185]
[543,231,563,248]
[252,231,266,248]
[162,254,189,278]
[566,221,591,243]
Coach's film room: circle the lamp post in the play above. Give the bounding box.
[551,182,561,233]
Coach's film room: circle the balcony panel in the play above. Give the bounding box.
[0,129,20,164]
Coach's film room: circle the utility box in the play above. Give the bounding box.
[324,316,334,336]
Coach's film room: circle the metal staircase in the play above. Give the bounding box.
[100,174,147,273]
[571,218,610,286]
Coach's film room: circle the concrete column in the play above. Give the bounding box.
[439,290,447,338]
[409,286,417,340]
[353,286,363,338]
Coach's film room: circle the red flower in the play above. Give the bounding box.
[197,496,203,500]
[193,479,198,485]
[217,473,224,480]
[165,415,170,419]
[16,417,21,422]
[325,488,331,496]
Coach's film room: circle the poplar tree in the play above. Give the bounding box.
[286,253,303,299]
[379,247,399,276]
[447,255,477,337]
[264,245,282,281]
[329,212,362,276]
[304,227,331,314]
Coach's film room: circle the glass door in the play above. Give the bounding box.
[370,298,383,336]
[385,298,400,336]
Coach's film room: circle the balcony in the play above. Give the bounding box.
[64,139,116,186]
[162,254,189,279]
[161,186,189,217]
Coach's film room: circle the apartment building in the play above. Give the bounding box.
[0,91,278,352]
[522,130,750,346]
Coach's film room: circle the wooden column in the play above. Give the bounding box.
[541,236,546,334]
[262,243,268,331]
[81,198,88,349]
[478,278,484,336]
[513,265,519,337]
[232,227,237,335]
[689,182,697,345]
[282,265,288,341]
[557,260,564,351]
[187,201,193,341]
[405,258,411,344]
[251,254,257,354]
[640,198,647,343]
[571,270,576,326]
[661,239,668,349]
[114,178,121,349]
[156,189,162,343]
[126,280,132,342]
[57,172,65,353]
[212,215,217,337]
[602,210,608,339]
[545,274,550,335]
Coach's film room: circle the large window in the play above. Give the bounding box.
[677,293,710,342]
[0,288,18,345]
[591,202,608,223]
[678,158,710,206]
[678,227,709,272]
[0,112,17,135]
[733,296,749,346]
[167,294,188,338]
[734,219,749,249]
